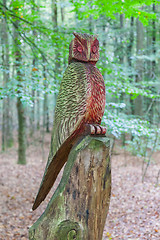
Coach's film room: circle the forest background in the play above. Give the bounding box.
[0,0,160,239]
[0,0,160,180]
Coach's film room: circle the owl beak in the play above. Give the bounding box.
[87,49,91,61]
[87,42,91,61]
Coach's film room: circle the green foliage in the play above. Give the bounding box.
[0,0,71,105]
[103,105,160,160]
[103,110,150,139]
[72,0,159,25]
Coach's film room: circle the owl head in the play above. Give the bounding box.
[68,32,99,64]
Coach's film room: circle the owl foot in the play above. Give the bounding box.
[87,124,106,135]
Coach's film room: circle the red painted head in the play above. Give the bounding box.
[69,32,99,64]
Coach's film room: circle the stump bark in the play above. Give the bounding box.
[29,135,111,240]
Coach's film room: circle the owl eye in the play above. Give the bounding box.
[92,45,97,54]
[77,45,83,53]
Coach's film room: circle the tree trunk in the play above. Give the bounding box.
[148,3,156,123]
[17,97,27,165]
[152,3,156,76]
[1,0,13,151]
[102,19,107,77]
[88,4,93,33]
[145,9,154,123]
[119,14,125,145]
[13,18,27,164]
[43,58,50,133]
[127,17,134,68]
[29,136,111,240]
[114,14,124,64]
[126,17,134,141]
[30,58,36,137]
[119,14,124,64]
[51,0,61,103]
[127,17,134,116]
[31,1,39,133]
[135,18,144,117]
[36,90,40,130]
[60,0,64,23]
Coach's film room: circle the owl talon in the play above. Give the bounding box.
[90,125,96,134]
[88,124,106,135]
[101,126,106,135]
[95,126,101,134]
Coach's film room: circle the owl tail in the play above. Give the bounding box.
[32,123,89,210]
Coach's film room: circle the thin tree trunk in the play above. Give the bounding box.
[13,18,27,164]
[152,3,156,76]
[145,10,153,122]
[1,0,13,151]
[127,17,134,116]
[36,90,40,130]
[88,4,93,33]
[119,14,126,146]
[119,14,124,64]
[135,18,144,117]
[114,14,124,64]
[60,2,67,68]
[31,0,39,133]
[126,17,135,141]
[148,3,156,123]
[17,97,26,165]
[51,0,60,102]
[43,60,49,133]
[127,17,134,68]
[30,58,36,137]
[60,0,64,23]
[102,21,107,76]
[41,57,49,160]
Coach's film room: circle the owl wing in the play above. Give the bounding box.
[49,61,89,161]
[32,62,89,210]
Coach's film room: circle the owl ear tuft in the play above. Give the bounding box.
[73,32,79,38]
[73,32,83,42]
[93,34,98,40]
[73,32,98,42]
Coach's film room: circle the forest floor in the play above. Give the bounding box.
[0,133,160,240]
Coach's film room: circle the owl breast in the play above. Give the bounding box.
[85,63,106,124]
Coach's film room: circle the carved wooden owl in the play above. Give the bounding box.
[32,32,106,210]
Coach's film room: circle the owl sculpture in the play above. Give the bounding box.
[32,32,106,210]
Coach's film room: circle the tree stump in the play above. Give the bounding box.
[29,135,111,240]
